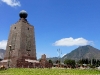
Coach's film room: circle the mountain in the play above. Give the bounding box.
[0,49,5,59]
[62,45,100,61]
[0,45,100,61]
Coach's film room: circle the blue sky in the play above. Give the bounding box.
[0,0,100,58]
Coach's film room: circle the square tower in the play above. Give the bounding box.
[4,10,37,67]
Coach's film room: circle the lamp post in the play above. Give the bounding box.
[57,48,62,65]
[26,49,31,68]
[27,49,31,56]
[8,45,11,68]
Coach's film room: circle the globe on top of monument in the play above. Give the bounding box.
[19,10,28,18]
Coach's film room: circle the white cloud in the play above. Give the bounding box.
[1,0,21,7]
[0,40,7,49]
[53,37,94,46]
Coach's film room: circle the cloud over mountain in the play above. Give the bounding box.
[1,0,21,7]
[0,40,7,49]
[53,37,94,46]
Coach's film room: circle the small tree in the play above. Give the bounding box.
[55,60,60,64]
[48,60,53,64]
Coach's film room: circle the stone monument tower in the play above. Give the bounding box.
[4,10,37,67]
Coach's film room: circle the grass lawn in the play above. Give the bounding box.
[0,68,100,75]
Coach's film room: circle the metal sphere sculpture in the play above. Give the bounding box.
[19,10,28,18]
